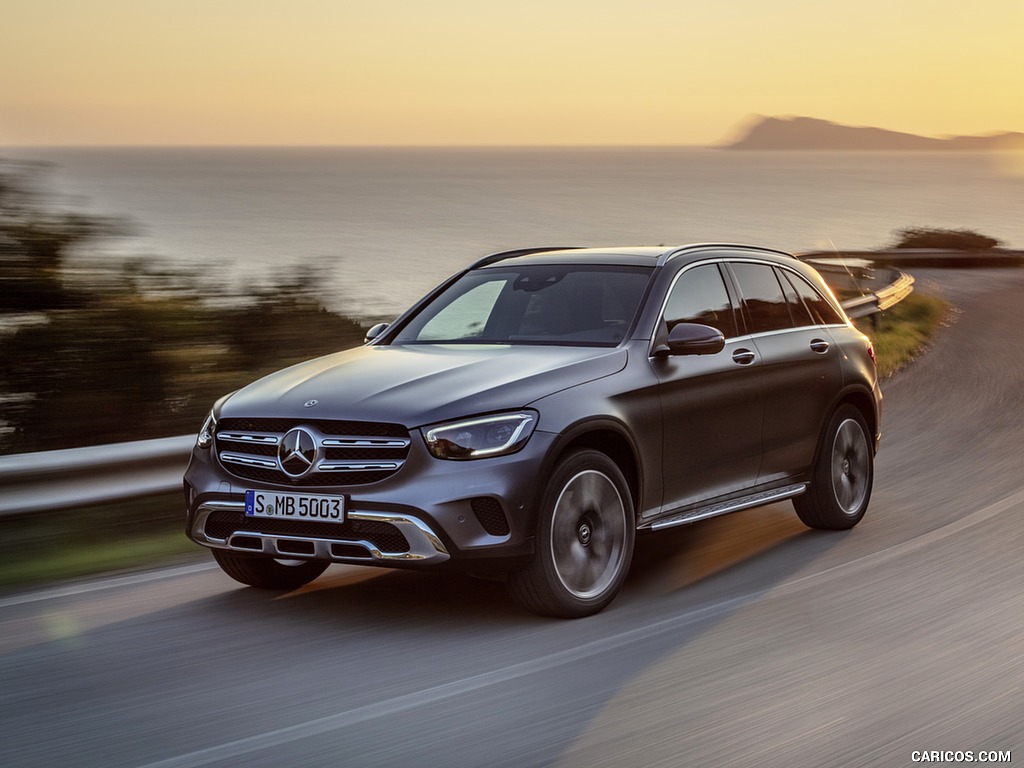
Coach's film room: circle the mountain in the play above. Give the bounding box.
[724,116,1024,150]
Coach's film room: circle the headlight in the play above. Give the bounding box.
[423,411,537,460]
[196,410,217,449]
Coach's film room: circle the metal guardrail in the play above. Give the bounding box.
[0,264,916,519]
[0,435,194,517]
[802,255,915,320]
[876,271,916,310]
[839,270,915,319]
[802,248,1024,269]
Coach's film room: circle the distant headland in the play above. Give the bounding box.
[723,116,1024,150]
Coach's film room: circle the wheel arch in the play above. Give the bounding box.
[532,419,642,529]
[800,386,879,483]
[835,388,879,454]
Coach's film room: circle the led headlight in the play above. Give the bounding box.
[196,410,217,449]
[423,411,537,460]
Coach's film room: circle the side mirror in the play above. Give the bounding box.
[364,322,389,343]
[654,323,726,357]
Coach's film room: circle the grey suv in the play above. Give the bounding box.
[185,244,881,617]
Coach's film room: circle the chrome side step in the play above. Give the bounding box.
[643,483,807,531]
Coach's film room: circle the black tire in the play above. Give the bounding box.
[794,405,873,530]
[212,549,329,590]
[508,450,635,618]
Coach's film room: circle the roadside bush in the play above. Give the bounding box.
[853,293,947,378]
[892,227,1001,251]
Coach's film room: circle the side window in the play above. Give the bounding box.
[729,262,793,334]
[664,264,738,338]
[783,271,847,326]
[776,267,815,327]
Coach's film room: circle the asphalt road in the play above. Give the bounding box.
[2,269,1023,768]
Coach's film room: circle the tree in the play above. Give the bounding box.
[1,160,126,313]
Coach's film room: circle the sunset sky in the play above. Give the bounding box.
[3,0,1022,146]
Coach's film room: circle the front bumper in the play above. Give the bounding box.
[184,429,557,568]
[189,499,452,565]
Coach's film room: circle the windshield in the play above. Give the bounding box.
[392,265,653,346]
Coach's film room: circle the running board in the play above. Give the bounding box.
[643,483,807,531]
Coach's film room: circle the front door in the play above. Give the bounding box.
[652,263,765,515]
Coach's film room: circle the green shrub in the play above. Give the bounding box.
[854,293,947,377]
[892,227,1000,251]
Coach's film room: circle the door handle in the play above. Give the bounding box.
[810,339,830,354]
[732,348,756,365]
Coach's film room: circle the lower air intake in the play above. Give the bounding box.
[471,497,510,536]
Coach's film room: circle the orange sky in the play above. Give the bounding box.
[2,0,1022,146]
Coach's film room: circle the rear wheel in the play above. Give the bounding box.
[212,548,329,590]
[794,405,873,530]
[508,450,635,618]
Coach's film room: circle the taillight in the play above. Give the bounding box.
[867,341,876,366]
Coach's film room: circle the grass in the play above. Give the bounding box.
[1,293,947,592]
[0,494,205,593]
[0,530,202,591]
[854,292,948,378]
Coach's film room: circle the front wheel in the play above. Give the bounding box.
[794,405,874,530]
[508,450,635,618]
[212,548,329,590]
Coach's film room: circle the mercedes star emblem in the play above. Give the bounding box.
[278,428,318,478]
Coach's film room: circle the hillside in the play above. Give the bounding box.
[724,116,1024,150]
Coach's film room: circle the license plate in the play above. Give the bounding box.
[245,490,346,523]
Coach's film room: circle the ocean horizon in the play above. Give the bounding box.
[4,146,1023,317]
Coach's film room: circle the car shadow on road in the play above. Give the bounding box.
[626,502,846,600]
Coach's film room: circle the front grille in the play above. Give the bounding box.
[471,497,510,536]
[214,417,411,487]
[204,510,410,553]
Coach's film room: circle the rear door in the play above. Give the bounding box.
[726,260,844,485]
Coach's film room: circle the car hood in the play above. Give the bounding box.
[219,344,628,427]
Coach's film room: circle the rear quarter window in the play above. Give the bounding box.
[782,270,847,325]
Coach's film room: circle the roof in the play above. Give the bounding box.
[472,244,795,270]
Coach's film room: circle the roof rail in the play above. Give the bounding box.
[656,243,792,267]
[469,246,587,270]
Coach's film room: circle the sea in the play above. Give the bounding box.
[4,146,1023,318]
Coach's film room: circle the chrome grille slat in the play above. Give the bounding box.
[321,437,410,448]
[319,461,403,472]
[221,453,279,469]
[217,432,280,445]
